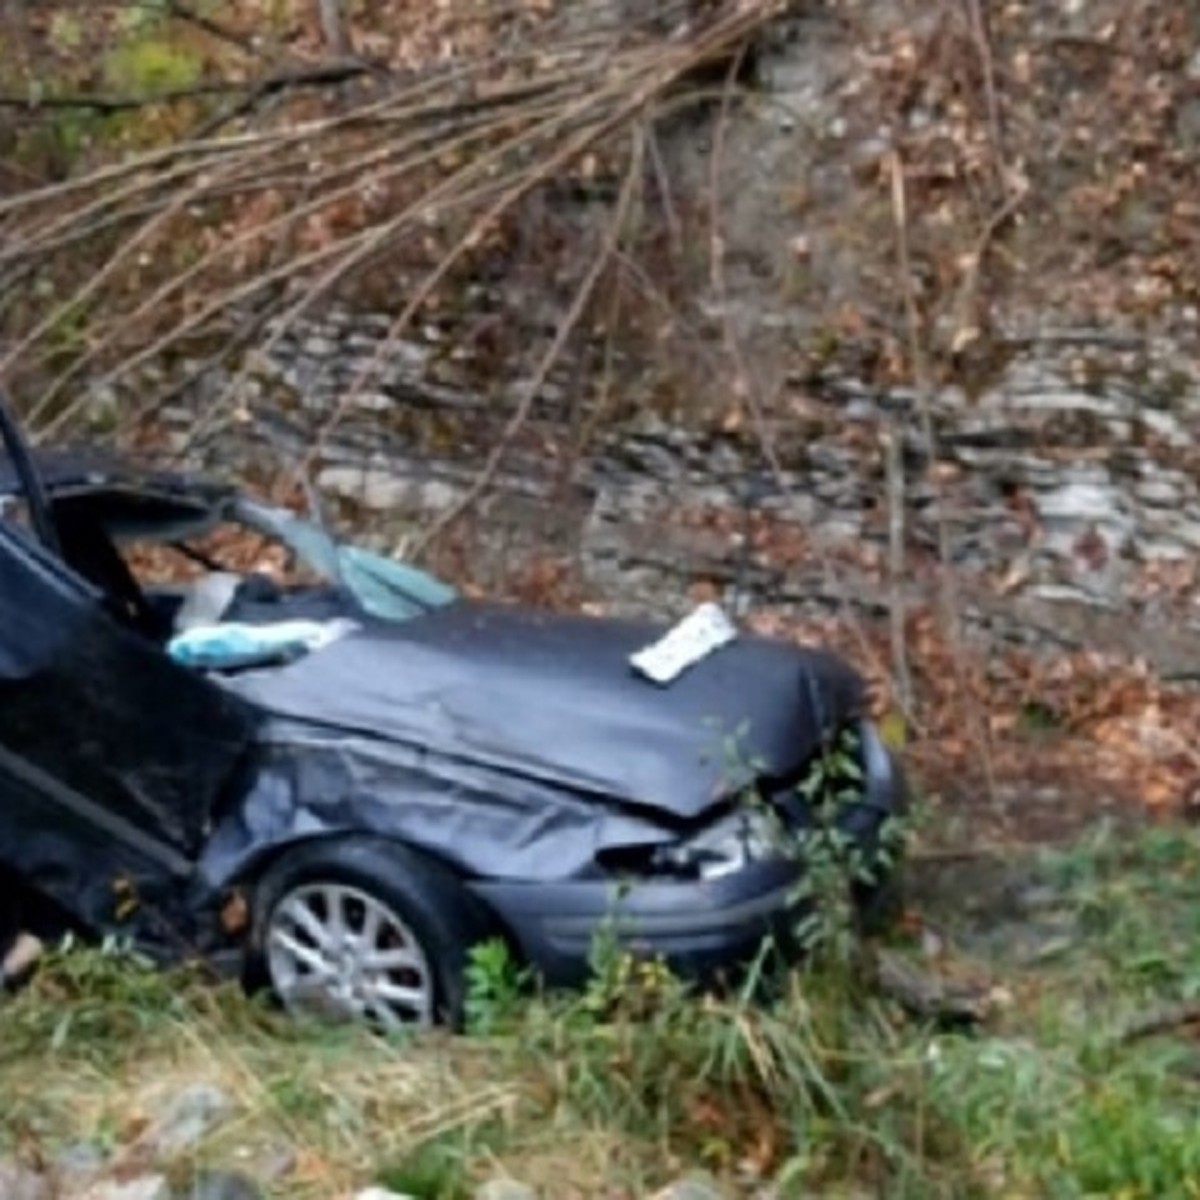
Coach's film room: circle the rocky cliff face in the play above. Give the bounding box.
[161,306,1200,675]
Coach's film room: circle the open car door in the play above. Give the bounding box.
[0,392,259,934]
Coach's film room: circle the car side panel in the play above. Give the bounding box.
[0,522,259,860]
[0,737,197,943]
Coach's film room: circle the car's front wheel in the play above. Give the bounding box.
[248,837,495,1031]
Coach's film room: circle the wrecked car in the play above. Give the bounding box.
[0,392,907,1030]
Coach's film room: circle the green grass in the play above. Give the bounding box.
[3,822,1200,1198]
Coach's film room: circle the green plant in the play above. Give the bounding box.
[376,1135,474,1200]
[106,38,202,93]
[772,725,905,961]
[463,937,530,1036]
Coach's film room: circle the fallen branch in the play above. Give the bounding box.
[870,947,995,1026]
[0,58,384,115]
[21,86,581,434]
[1113,1001,1200,1044]
[289,1,783,484]
[0,0,790,466]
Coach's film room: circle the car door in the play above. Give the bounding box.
[0,416,260,930]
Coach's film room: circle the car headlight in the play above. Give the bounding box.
[638,723,905,884]
[651,805,782,881]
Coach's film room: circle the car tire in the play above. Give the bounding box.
[246,836,497,1031]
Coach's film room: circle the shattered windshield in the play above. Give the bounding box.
[232,500,458,622]
[5,470,460,639]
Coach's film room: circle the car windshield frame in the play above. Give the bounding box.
[0,431,461,627]
[229,497,459,621]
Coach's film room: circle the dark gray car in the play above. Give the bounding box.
[0,395,907,1029]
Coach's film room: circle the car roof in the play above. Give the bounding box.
[0,446,237,541]
[0,445,233,502]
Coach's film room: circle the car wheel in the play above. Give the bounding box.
[248,837,495,1032]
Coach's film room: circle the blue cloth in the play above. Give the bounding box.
[167,619,356,671]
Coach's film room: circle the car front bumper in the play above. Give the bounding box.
[472,856,807,989]
[473,724,908,989]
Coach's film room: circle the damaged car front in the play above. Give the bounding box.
[468,716,907,991]
[204,599,908,1001]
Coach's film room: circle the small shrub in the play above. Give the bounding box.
[463,937,530,1036]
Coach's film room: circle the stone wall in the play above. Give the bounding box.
[152,302,1200,675]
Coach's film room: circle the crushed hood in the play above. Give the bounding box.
[223,601,866,821]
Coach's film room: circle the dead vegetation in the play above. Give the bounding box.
[0,1,784,445]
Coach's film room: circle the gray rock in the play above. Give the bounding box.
[78,1176,173,1200]
[475,1181,539,1200]
[1005,388,1127,418]
[813,515,863,544]
[353,1189,418,1200]
[1134,537,1191,561]
[1138,408,1190,446]
[1026,583,1118,609]
[317,464,467,514]
[179,1169,263,1200]
[1163,521,1200,551]
[349,391,394,413]
[301,334,340,357]
[139,1082,233,1158]
[318,465,409,511]
[648,1173,731,1200]
[1134,478,1186,507]
[416,478,464,512]
[53,1141,107,1186]
[1035,482,1128,529]
[0,1160,51,1200]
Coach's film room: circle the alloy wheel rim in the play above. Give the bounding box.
[265,882,434,1030]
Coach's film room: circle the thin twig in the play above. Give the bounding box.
[947,176,1029,353]
[883,423,913,709]
[162,0,261,55]
[889,150,996,800]
[0,56,519,219]
[0,59,384,114]
[962,0,1006,191]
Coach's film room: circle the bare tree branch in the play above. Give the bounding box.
[0,59,382,115]
[315,0,353,58]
